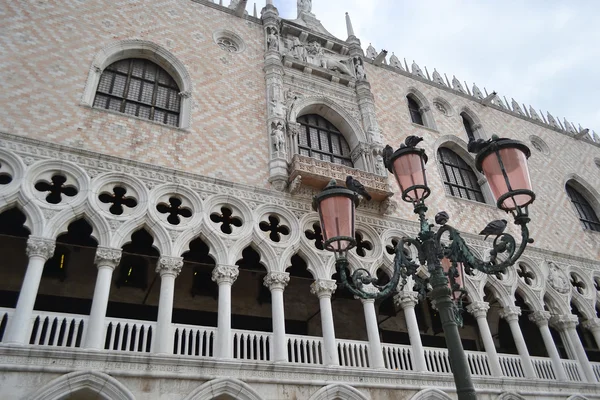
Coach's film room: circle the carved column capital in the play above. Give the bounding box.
[94,247,122,269]
[212,265,239,285]
[550,314,579,331]
[467,301,490,319]
[499,306,521,322]
[582,318,600,332]
[310,279,336,299]
[263,272,290,291]
[394,291,419,309]
[354,284,378,303]
[26,236,56,260]
[156,256,183,277]
[528,310,551,327]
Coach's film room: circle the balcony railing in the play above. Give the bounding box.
[0,307,598,384]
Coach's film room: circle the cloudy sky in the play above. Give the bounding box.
[247,0,600,132]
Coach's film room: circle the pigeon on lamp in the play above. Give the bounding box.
[382,145,394,169]
[479,219,507,240]
[346,175,372,201]
[405,135,424,148]
[467,138,491,154]
[435,211,449,225]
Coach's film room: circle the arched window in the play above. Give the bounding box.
[566,182,600,231]
[94,58,181,126]
[297,114,353,167]
[461,112,476,141]
[407,95,424,126]
[438,148,484,203]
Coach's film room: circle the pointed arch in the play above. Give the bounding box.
[308,384,369,400]
[289,95,366,150]
[406,87,437,130]
[44,203,111,247]
[570,291,596,320]
[111,217,172,256]
[82,39,193,129]
[229,236,276,273]
[183,378,264,400]
[543,290,570,315]
[29,370,135,400]
[173,226,227,266]
[566,396,589,400]
[495,393,526,400]
[563,174,600,232]
[410,388,452,400]
[0,196,45,236]
[295,240,326,279]
[458,106,485,141]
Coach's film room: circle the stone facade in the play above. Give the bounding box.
[0,0,599,399]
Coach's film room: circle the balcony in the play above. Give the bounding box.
[289,154,393,201]
[1,307,598,386]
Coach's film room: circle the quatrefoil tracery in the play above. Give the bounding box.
[34,174,78,204]
[570,273,586,295]
[355,231,373,258]
[156,197,192,225]
[99,186,138,216]
[516,263,535,286]
[305,223,323,250]
[210,206,242,234]
[0,162,12,185]
[259,215,290,243]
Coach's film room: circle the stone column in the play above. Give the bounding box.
[212,264,239,359]
[357,285,384,369]
[551,314,596,382]
[264,271,290,362]
[310,279,338,366]
[84,247,122,349]
[4,237,55,344]
[394,291,427,371]
[499,306,536,378]
[583,318,600,350]
[153,256,183,354]
[529,310,568,381]
[467,301,503,377]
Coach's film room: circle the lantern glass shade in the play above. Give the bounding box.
[318,194,355,252]
[441,257,464,299]
[392,152,428,203]
[480,147,533,211]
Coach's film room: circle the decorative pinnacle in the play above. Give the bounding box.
[345,12,355,37]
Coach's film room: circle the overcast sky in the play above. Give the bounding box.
[247,0,600,132]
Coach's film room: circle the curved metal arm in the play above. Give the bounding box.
[436,221,532,276]
[336,237,420,300]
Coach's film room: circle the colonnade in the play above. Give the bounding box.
[3,236,599,383]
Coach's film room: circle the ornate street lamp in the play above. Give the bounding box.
[312,135,535,400]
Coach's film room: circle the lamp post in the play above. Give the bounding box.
[312,135,535,400]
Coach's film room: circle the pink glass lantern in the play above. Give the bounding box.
[313,181,358,254]
[387,147,431,204]
[476,138,535,216]
[441,257,464,300]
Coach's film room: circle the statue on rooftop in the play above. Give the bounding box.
[298,0,312,14]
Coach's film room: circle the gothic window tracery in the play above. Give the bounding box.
[297,114,353,167]
[407,95,424,126]
[437,148,484,203]
[461,112,476,142]
[94,58,181,127]
[565,182,600,232]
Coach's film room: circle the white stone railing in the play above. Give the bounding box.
[104,317,154,353]
[563,359,584,382]
[0,307,598,386]
[287,334,323,365]
[232,329,271,361]
[498,353,526,378]
[173,324,216,357]
[382,343,413,371]
[337,339,370,368]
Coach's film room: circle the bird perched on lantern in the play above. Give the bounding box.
[404,135,424,148]
[346,175,372,201]
[479,219,507,240]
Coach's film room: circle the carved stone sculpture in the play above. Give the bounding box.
[366,43,377,59]
[297,0,311,14]
[547,262,570,294]
[354,57,366,81]
[471,84,484,99]
[267,27,279,51]
[546,112,559,128]
[272,121,286,153]
[529,106,541,121]
[411,60,424,78]
[389,53,404,70]
[432,69,445,86]
[452,76,464,93]
[511,98,523,115]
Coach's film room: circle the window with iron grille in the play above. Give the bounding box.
[297,114,353,167]
[438,148,485,203]
[566,183,600,232]
[461,112,476,142]
[407,95,424,126]
[94,59,181,127]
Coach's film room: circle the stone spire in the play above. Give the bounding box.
[345,12,355,37]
